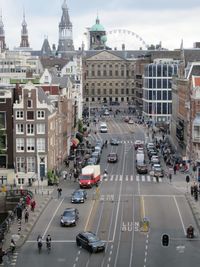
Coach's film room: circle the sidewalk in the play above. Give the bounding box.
[2,186,54,251]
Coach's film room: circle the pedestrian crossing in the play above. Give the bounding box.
[101,174,163,183]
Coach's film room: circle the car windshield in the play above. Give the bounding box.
[73,191,82,197]
[63,210,75,217]
[79,175,91,180]
[87,233,99,243]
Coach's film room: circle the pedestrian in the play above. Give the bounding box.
[74,172,78,182]
[57,188,62,199]
[169,173,172,183]
[173,165,176,175]
[16,203,22,220]
[24,208,29,223]
[31,199,36,212]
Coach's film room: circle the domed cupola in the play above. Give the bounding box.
[89,16,107,50]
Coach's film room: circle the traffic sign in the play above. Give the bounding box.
[162,234,169,247]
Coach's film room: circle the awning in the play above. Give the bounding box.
[71,138,80,147]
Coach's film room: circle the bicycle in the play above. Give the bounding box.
[46,241,51,254]
[2,248,13,265]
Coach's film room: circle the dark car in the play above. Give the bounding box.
[76,231,105,253]
[110,138,120,145]
[86,157,98,165]
[91,151,100,163]
[107,153,118,163]
[71,189,87,203]
[136,163,148,174]
[60,208,79,227]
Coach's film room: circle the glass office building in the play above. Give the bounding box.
[143,60,179,123]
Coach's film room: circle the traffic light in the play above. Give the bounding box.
[162,234,169,247]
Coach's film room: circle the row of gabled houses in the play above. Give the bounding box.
[0,50,82,187]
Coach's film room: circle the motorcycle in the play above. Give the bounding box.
[187,227,194,239]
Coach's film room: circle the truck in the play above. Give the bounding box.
[136,153,144,164]
[79,165,100,188]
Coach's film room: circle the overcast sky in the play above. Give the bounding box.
[1,0,200,51]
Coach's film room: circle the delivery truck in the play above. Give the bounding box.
[79,165,100,188]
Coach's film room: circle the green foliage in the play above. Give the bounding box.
[78,119,84,133]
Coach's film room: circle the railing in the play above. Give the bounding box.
[0,189,33,245]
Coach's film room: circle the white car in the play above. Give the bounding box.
[128,119,134,124]
[151,156,160,164]
[104,110,110,116]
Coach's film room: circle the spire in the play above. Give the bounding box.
[57,0,74,55]
[0,9,6,51]
[60,0,72,27]
[41,36,52,57]
[20,9,29,47]
[0,9,5,36]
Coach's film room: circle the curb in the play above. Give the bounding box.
[185,194,200,234]
[16,195,51,248]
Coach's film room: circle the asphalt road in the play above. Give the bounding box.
[16,116,200,267]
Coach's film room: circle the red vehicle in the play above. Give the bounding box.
[79,165,100,188]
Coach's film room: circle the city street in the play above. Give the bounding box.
[15,115,200,267]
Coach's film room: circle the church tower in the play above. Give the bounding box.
[57,0,74,56]
[0,11,6,52]
[89,16,107,50]
[20,11,30,48]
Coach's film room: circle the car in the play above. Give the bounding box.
[151,156,160,164]
[110,138,120,145]
[104,110,110,116]
[136,163,148,174]
[60,208,79,227]
[94,146,102,155]
[128,119,134,124]
[71,189,87,203]
[151,164,164,177]
[86,157,98,165]
[76,231,105,253]
[134,140,144,150]
[95,140,104,149]
[137,148,144,154]
[107,152,118,163]
[91,151,100,163]
[124,116,129,122]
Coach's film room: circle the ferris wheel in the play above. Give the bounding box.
[106,29,149,50]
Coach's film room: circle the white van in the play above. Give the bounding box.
[100,124,108,133]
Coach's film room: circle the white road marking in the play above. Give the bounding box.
[142,175,145,182]
[119,175,123,181]
[115,175,118,181]
[42,197,65,238]
[126,175,129,181]
[110,175,114,181]
[159,178,162,182]
[147,176,151,182]
[130,175,134,181]
[136,175,140,182]
[173,196,186,235]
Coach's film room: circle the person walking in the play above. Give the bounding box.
[169,173,172,183]
[173,165,176,175]
[31,199,36,212]
[24,208,29,223]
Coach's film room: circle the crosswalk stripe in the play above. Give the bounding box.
[159,178,162,182]
[126,175,128,181]
[147,175,151,182]
[110,175,114,181]
[136,175,140,182]
[130,175,134,181]
[153,177,157,182]
[119,175,123,181]
[141,175,145,182]
[115,175,118,181]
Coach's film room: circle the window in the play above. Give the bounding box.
[37,138,45,152]
[109,89,112,94]
[115,89,118,94]
[16,157,25,172]
[115,70,118,76]
[109,70,112,76]
[37,110,45,119]
[27,138,35,152]
[16,110,24,119]
[0,112,6,128]
[27,157,35,172]
[103,70,107,76]
[0,155,7,168]
[27,111,34,120]
[0,135,6,149]
[37,123,45,134]
[0,98,6,103]
[18,178,25,184]
[126,89,129,94]
[16,138,24,152]
[97,70,101,76]
[27,124,34,135]
[163,91,167,100]
[121,89,124,94]
[157,91,161,100]
[27,100,33,108]
[16,124,24,134]
[162,103,167,114]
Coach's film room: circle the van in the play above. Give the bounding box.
[100,124,108,133]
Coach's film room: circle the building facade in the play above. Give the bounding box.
[143,59,179,123]
[82,50,136,104]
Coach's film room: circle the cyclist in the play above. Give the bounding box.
[37,235,42,251]
[46,234,51,249]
